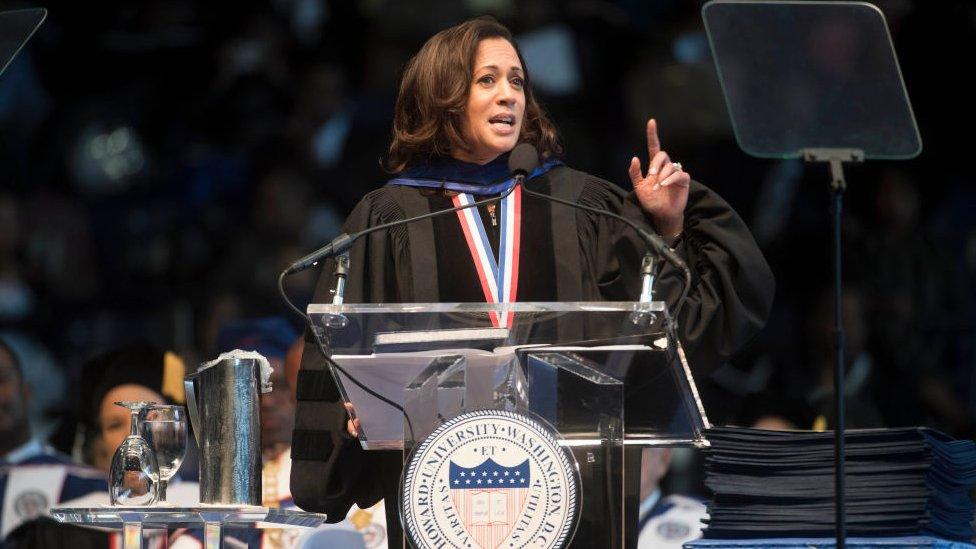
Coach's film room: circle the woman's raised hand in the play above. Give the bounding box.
[628,118,691,238]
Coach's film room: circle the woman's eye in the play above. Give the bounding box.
[478,75,495,85]
[511,77,524,88]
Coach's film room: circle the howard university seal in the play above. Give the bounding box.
[401,409,580,549]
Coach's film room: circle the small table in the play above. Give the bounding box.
[50,506,328,549]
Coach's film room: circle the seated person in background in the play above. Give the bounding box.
[51,344,199,548]
[79,343,188,478]
[638,448,707,549]
[0,336,106,541]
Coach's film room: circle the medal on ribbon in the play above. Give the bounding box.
[452,185,522,328]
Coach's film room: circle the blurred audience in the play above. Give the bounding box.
[804,287,886,429]
[638,448,707,549]
[0,332,67,448]
[0,337,105,540]
[852,169,974,436]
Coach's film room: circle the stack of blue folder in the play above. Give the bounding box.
[700,427,976,541]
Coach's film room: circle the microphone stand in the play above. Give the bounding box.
[324,252,350,329]
[331,252,350,306]
[638,253,659,304]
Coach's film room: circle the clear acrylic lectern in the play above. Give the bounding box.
[308,301,710,548]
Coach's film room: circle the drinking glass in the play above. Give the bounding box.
[109,401,159,506]
[140,404,188,504]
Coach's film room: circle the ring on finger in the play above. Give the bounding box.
[672,162,683,172]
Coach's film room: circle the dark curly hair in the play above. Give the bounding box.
[385,16,562,173]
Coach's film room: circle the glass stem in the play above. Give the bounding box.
[158,479,168,503]
[129,409,140,436]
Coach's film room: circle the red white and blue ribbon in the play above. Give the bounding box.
[452,185,522,327]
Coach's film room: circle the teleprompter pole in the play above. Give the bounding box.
[801,148,864,549]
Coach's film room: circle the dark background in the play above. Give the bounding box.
[1,0,974,461]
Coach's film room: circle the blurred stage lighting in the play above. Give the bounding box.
[517,24,581,97]
[70,123,147,194]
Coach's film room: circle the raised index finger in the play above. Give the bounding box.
[646,118,661,158]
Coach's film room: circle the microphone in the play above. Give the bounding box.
[508,141,540,179]
[284,233,356,276]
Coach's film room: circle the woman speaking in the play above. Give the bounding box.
[291,16,774,548]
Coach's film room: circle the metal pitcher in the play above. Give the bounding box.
[184,357,262,505]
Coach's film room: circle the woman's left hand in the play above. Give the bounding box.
[628,118,690,238]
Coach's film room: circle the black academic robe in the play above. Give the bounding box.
[290,165,774,547]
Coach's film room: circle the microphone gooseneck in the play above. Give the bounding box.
[285,233,356,275]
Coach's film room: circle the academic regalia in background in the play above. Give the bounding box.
[291,154,774,548]
[0,440,107,541]
[637,490,708,549]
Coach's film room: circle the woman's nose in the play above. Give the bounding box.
[496,80,517,104]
